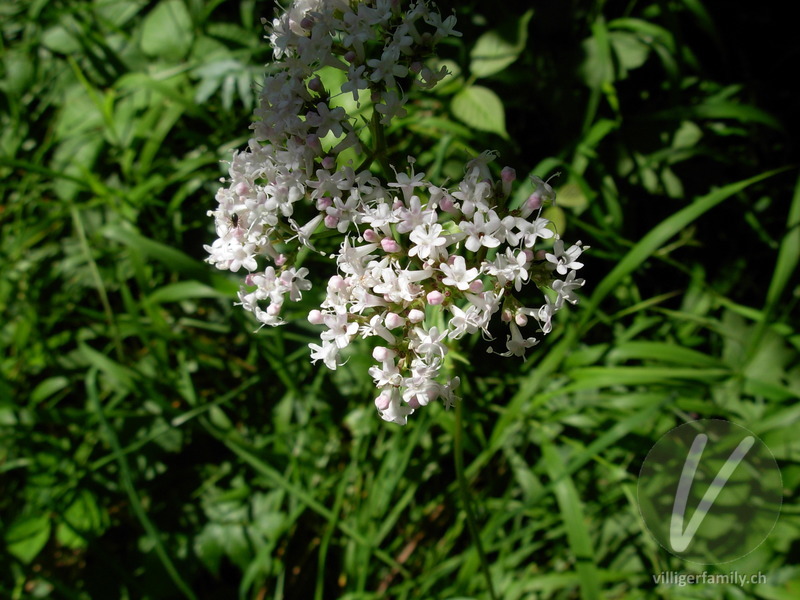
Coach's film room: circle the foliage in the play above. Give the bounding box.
[1,0,798,598]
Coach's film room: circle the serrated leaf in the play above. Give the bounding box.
[451,85,508,138]
[469,10,533,78]
[140,0,193,60]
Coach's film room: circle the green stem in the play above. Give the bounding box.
[454,396,498,600]
[371,109,392,178]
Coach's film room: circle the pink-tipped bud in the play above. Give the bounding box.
[410,61,423,74]
[384,312,405,329]
[501,167,516,197]
[308,76,323,92]
[363,229,379,242]
[526,193,543,212]
[245,274,255,286]
[439,196,457,213]
[468,280,484,293]
[316,197,332,210]
[427,291,444,305]
[267,303,282,316]
[308,309,325,325]
[515,313,528,327]
[372,346,392,361]
[375,391,391,411]
[235,182,249,196]
[306,134,321,151]
[275,254,287,266]
[381,238,400,253]
[344,50,356,63]
[300,16,314,30]
[392,199,404,210]
[407,395,421,409]
[321,156,336,170]
[408,309,425,323]
[501,309,513,322]
[535,249,547,260]
[324,214,339,229]
[328,275,345,291]
[522,249,534,262]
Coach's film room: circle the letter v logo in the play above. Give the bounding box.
[669,433,755,552]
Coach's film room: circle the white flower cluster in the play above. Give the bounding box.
[206,0,587,425]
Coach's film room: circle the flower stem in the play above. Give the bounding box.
[371,108,392,178]
[454,397,498,600]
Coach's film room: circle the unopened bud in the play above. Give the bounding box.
[427,291,444,305]
[381,238,400,253]
[408,309,425,323]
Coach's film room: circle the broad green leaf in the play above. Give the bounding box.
[140,0,193,60]
[609,31,650,75]
[451,85,508,138]
[5,514,51,564]
[469,10,533,78]
[56,490,108,549]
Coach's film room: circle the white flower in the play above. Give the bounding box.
[546,238,587,275]
[440,256,478,290]
[408,223,447,260]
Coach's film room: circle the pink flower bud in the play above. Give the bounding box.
[306,134,321,151]
[526,193,542,211]
[384,312,405,329]
[501,167,516,183]
[410,61,423,74]
[245,274,255,286]
[468,280,484,293]
[427,291,444,305]
[321,156,336,170]
[235,182,249,196]
[344,50,356,63]
[439,196,457,213]
[324,214,339,229]
[407,395,421,409]
[408,309,425,323]
[308,309,324,324]
[275,254,287,266]
[375,391,391,411]
[381,238,400,253]
[300,16,314,30]
[535,249,547,260]
[267,303,282,316]
[501,309,513,322]
[372,346,392,361]
[522,249,534,262]
[328,275,345,291]
[316,197,332,210]
[308,76,323,92]
[515,313,528,327]
[363,229,379,242]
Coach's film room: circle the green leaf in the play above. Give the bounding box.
[542,442,601,600]
[5,514,51,564]
[148,281,229,304]
[140,0,193,60]
[56,490,108,549]
[609,31,650,75]
[451,85,508,139]
[469,10,533,78]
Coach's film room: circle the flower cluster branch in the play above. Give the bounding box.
[206,0,588,424]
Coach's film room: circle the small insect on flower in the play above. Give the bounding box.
[231,213,239,228]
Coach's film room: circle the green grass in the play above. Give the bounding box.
[2,0,799,598]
